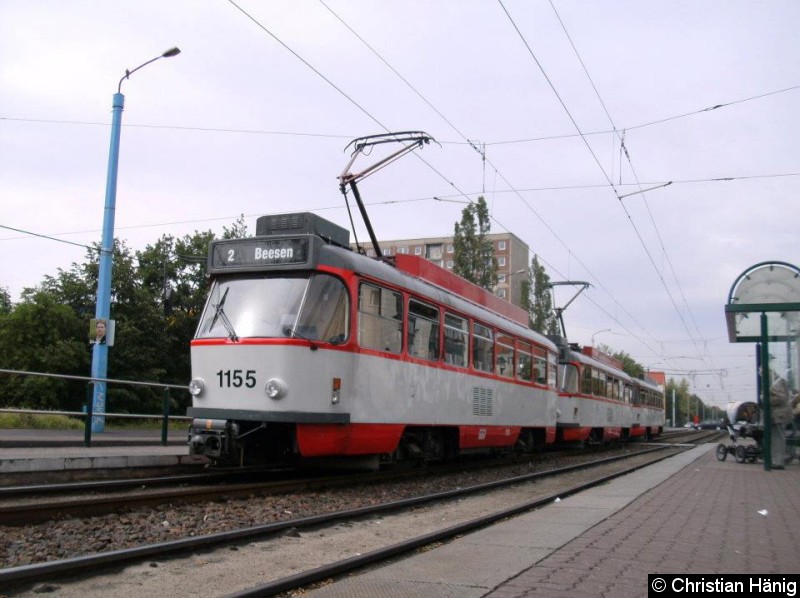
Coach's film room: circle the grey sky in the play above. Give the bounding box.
[2,1,798,409]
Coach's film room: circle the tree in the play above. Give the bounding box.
[522,255,559,335]
[606,348,645,379]
[0,287,11,315]
[452,196,496,290]
[665,378,693,425]
[0,219,243,414]
[136,230,215,394]
[0,292,89,410]
[222,214,248,239]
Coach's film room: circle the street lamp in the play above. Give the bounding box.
[591,328,611,347]
[90,47,181,433]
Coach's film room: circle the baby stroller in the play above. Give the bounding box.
[716,400,800,464]
[715,401,762,463]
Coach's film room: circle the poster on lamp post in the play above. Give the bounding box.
[89,318,115,433]
[88,318,115,347]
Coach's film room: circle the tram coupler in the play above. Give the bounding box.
[188,418,239,460]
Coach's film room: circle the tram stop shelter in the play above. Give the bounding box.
[725,261,800,471]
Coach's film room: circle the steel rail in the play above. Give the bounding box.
[0,445,682,587]
[0,433,715,526]
[230,447,687,597]
[0,441,673,525]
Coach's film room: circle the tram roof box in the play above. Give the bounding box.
[256,213,350,248]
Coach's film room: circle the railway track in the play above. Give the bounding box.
[0,437,718,594]
[0,432,718,526]
[0,432,715,526]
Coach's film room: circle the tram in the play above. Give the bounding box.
[187,212,560,466]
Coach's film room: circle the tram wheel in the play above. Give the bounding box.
[715,444,728,461]
[734,445,747,464]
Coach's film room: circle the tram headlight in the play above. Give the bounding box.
[265,378,287,400]
[189,378,205,397]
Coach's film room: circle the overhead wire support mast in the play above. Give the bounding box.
[338,131,436,261]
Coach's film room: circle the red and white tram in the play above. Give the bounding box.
[187,213,560,466]
[552,341,664,444]
[629,375,665,440]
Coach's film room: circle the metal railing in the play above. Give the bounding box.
[0,368,189,447]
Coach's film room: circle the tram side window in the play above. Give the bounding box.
[593,370,607,397]
[548,352,557,388]
[495,333,515,378]
[532,346,548,385]
[609,377,619,400]
[408,299,440,361]
[581,366,593,395]
[624,383,632,404]
[517,340,533,382]
[472,322,494,373]
[444,313,468,367]
[358,283,402,353]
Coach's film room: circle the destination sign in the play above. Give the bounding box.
[210,237,310,271]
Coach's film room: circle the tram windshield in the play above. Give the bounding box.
[195,273,349,343]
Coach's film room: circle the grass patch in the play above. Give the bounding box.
[0,412,187,431]
[0,412,84,430]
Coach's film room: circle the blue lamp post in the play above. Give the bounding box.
[91,47,181,433]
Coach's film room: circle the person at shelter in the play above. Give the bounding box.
[769,375,793,469]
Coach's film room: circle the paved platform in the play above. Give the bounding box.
[304,445,800,597]
[0,428,202,473]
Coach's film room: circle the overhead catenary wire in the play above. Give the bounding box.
[310,0,676,363]
[546,0,715,374]
[0,224,96,252]
[498,0,715,374]
[4,80,797,146]
[227,1,495,227]
[4,5,784,405]
[1,4,777,378]
[3,170,795,244]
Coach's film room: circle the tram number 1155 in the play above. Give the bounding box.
[216,369,257,388]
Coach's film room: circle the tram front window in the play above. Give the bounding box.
[560,364,579,394]
[195,274,349,342]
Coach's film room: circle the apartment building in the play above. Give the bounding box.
[355,232,530,308]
